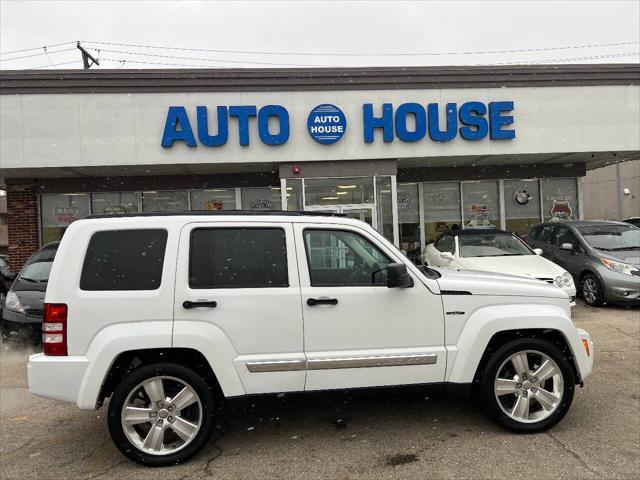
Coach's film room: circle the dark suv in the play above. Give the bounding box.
[528,221,639,307]
[1,242,59,344]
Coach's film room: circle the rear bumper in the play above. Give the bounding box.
[27,353,89,405]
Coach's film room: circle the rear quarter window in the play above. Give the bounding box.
[80,229,168,291]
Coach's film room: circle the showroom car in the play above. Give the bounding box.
[423,228,576,305]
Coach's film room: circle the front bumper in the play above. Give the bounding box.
[602,273,640,305]
[575,328,594,382]
[27,353,89,405]
[562,284,577,307]
[1,309,42,344]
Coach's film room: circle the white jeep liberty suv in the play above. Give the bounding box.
[28,212,593,466]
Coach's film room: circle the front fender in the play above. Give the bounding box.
[446,302,591,384]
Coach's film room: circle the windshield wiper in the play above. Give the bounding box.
[19,277,46,283]
[608,246,640,251]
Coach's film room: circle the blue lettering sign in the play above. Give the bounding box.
[307,104,347,144]
[459,102,489,141]
[229,106,257,146]
[161,106,197,147]
[197,106,228,147]
[258,105,290,145]
[395,103,427,142]
[489,101,516,140]
[428,103,458,142]
[363,103,394,143]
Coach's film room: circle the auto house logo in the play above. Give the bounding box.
[307,104,347,144]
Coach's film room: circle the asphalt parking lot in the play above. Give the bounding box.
[0,301,638,480]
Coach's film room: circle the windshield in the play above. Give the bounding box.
[578,225,640,251]
[458,234,533,257]
[19,245,58,282]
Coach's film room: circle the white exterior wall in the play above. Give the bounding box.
[1,85,639,170]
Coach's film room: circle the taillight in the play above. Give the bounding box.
[43,303,68,356]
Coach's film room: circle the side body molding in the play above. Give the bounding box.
[445,303,591,384]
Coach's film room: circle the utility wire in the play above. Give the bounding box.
[81,39,640,57]
[0,41,77,56]
[0,47,77,61]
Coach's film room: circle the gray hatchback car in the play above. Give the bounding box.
[528,221,639,307]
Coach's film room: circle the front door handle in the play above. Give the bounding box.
[183,300,217,309]
[307,297,338,306]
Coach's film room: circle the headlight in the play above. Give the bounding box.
[562,271,574,287]
[601,258,639,276]
[4,291,25,314]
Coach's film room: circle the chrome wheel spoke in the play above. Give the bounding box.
[511,352,529,376]
[495,378,520,396]
[533,359,559,383]
[170,416,199,442]
[143,378,166,405]
[123,406,154,426]
[511,394,530,421]
[533,387,560,411]
[170,386,197,411]
[142,423,165,451]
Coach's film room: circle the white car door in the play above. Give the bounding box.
[293,222,446,391]
[173,221,306,394]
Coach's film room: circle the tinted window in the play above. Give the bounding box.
[190,228,288,288]
[435,235,455,253]
[80,230,167,291]
[556,227,580,249]
[20,244,58,282]
[539,225,558,245]
[304,229,392,287]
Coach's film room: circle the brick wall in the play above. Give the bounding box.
[6,183,39,271]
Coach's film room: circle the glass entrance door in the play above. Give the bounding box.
[304,204,377,229]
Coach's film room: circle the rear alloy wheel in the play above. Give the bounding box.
[108,363,216,466]
[479,338,575,432]
[581,274,604,307]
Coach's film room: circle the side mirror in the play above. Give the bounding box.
[440,251,455,261]
[533,248,543,255]
[387,263,413,288]
[560,243,574,252]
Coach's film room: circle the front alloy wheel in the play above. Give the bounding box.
[581,274,604,307]
[479,338,575,432]
[108,363,216,466]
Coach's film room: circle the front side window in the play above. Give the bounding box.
[434,235,455,254]
[190,228,288,288]
[304,229,392,286]
[539,225,558,245]
[458,234,533,258]
[80,229,168,291]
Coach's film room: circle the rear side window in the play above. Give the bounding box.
[189,228,288,289]
[80,229,168,291]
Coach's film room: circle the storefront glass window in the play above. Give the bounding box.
[541,178,579,222]
[423,182,461,243]
[504,179,541,237]
[91,192,139,215]
[142,190,189,212]
[285,179,303,211]
[304,177,374,207]
[241,187,282,210]
[397,183,420,260]
[375,176,394,242]
[462,180,500,229]
[41,193,90,244]
[190,189,237,211]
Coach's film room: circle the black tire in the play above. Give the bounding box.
[581,273,605,307]
[107,363,216,466]
[478,337,575,433]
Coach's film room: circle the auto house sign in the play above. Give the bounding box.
[161,101,515,147]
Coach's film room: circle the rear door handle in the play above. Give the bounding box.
[307,297,338,306]
[183,300,217,309]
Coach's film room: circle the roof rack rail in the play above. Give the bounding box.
[86,210,347,219]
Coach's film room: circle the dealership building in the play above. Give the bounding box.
[1,64,639,268]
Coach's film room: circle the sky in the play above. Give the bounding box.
[0,0,639,69]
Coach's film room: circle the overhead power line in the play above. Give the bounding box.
[0,47,77,62]
[0,41,77,56]
[82,39,640,57]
